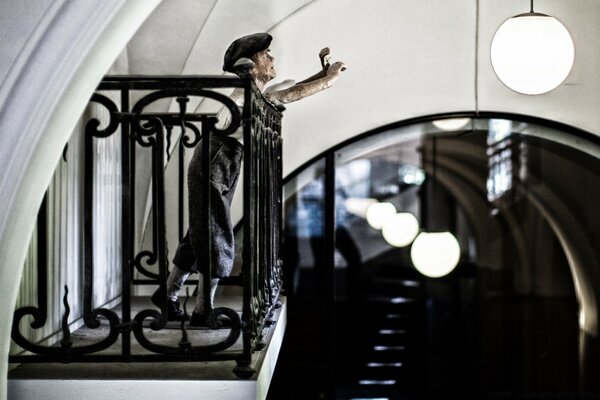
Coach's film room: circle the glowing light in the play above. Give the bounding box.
[373,345,405,351]
[366,202,396,230]
[400,280,420,287]
[410,231,460,278]
[344,197,378,218]
[398,165,426,185]
[491,14,574,95]
[579,309,586,330]
[358,380,396,385]
[350,398,390,400]
[367,362,403,368]
[382,212,420,247]
[432,118,471,131]
[378,329,406,335]
[390,296,413,304]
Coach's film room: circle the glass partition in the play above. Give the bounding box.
[272,114,600,398]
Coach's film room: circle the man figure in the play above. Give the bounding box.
[153,32,346,326]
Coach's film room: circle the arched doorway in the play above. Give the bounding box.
[268,113,600,399]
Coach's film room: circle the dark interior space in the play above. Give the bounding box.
[267,118,597,400]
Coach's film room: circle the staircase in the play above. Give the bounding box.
[334,264,426,400]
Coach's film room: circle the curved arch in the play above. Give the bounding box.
[0,1,160,397]
[521,181,600,335]
[283,111,600,336]
[283,111,600,185]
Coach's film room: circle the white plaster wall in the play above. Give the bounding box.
[273,0,478,176]
[127,0,600,238]
[3,0,600,397]
[272,0,600,176]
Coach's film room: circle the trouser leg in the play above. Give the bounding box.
[188,136,243,279]
[166,265,191,302]
[165,231,196,302]
[194,272,220,314]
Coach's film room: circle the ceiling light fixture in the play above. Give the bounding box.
[366,201,396,230]
[410,136,461,278]
[344,197,378,219]
[382,212,420,247]
[410,231,461,278]
[432,118,471,131]
[490,0,574,95]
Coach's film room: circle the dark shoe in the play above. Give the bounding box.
[151,289,188,321]
[189,312,231,328]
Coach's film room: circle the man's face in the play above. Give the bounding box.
[251,49,276,83]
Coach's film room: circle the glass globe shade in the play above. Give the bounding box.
[382,212,420,248]
[490,14,574,95]
[410,231,460,278]
[432,118,471,131]
[366,202,396,230]
[344,197,378,219]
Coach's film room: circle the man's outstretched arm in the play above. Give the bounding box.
[267,61,346,104]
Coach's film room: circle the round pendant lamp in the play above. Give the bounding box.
[366,201,396,230]
[410,136,461,278]
[410,231,460,278]
[490,2,574,95]
[345,197,378,219]
[382,212,420,248]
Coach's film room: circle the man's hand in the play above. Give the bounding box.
[267,48,346,104]
[327,61,347,76]
[320,47,331,70]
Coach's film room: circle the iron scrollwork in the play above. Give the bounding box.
[10,76,284,377]
[11,285,121,357]
[11,93,124,360]
[129,88,244,355]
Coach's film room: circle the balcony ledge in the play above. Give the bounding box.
[8,296,287,400]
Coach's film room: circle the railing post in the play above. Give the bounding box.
[83,114,95,325]
[120,87,132,358]
[236,77,257,378]
[324,151,337,397]
[201,116,215,317]
[150,112,171,329]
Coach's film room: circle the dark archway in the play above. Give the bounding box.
[268,112,600,399]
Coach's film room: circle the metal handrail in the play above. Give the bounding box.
[10,73,284,378]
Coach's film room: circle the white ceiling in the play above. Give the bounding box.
[119,0,600,175]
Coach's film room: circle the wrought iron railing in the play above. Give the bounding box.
[10,70,284,378]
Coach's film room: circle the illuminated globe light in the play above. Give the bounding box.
[432,118,471,131]
[491,13,574,95]
[344,197,378,219]
[366,202,396,230]
[410,231,460,278]
[382,212,420,248]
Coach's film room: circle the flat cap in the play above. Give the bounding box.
[223,33,272,73]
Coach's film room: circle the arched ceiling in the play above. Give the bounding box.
[120,0,600,176]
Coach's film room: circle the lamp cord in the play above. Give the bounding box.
[530,0,534,13]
